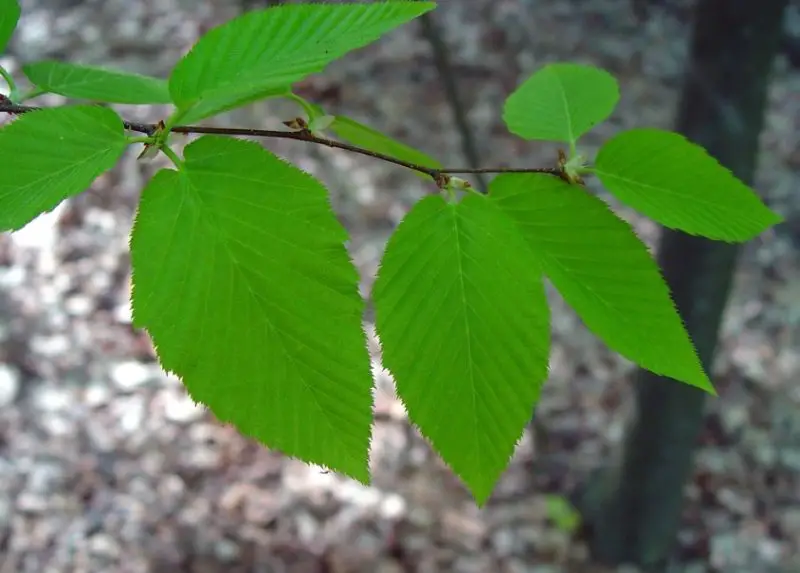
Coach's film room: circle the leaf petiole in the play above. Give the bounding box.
[159,144,183,169]
[286,92,323,122]
[18,87,45,102]
[162,108,188,135]
[0,65,19,103]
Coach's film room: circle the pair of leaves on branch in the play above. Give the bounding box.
[0,106,127,230]
[0,0,783,503]
[4,0,435,116]
[503,62,780,241]
[131,136,376,481]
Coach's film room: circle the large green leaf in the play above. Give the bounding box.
[503,63,619,146]
[490,174,714,394]
[129,136,373,482]
[169,2,435,124]
[23,61,171,104]
[330,115,442,178]
[594,128,782,241]
[373,194,550,504]
[0,0,19,54]
[0,105,127,231]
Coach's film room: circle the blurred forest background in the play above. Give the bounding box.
[0,0,799,571]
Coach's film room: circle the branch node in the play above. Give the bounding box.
[434,172,450,189]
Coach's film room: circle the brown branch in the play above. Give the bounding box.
[0,102,563,186]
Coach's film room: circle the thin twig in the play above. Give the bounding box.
[0,102,563,183]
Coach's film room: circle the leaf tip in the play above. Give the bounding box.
[682,366,717,396]
[472,492,492,508]
[766,208,785,227]
[349,465,372,487]
[702,377,719,397]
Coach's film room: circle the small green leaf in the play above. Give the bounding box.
[308,114,335,134]
[594,128,782,242]
[0,0,20,54]
[169,2,435,124]
[129,135,374,482]
[545,494,581,534]
[503,63,619,146]
[490,174,714,394]
[0,105,127,231]
[23,61,171,104]
[373,194,550,504]
[286,94,327,124]
[330,115,442,178]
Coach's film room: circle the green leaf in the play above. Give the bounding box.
[490,174,714,394]
[0,0,19,54]
[330,115,442,178]
[373,194,550,504]
[308,114,335,133]
[22,61,171,104]
[503,63,619,146]
[545,494,581,534]
[594,128,782,242]
[129,135,374,482]
[0,105,127,231]
[286,93,327,124]
[176,86,290,126]
[169,2,435,124]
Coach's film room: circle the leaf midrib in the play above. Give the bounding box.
[450,205,482,475]
[553,71,574,145]
[185,174,366,463]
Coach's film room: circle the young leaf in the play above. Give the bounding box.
[373,194,550,504]
[286,94,327,123]
[594,128,782,241]
[169,2,435,124]
[0,0,19,54]
[503,63,619,146]
[490,174,714,394]
[330,115,442,177]
[308,114,335,134]
[129,136,374,482]
[23,61,171,104]
[0,105,127,231]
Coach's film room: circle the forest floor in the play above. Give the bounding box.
[1,0,799,571]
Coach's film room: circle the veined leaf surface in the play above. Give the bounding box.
[503,63,619,146]
[129,136,374,481]
[373,193,550,504]
[594,128,782,241]
[169,2,435,124]
[330,115,442,178]
[490,173,714,394]
[0,105,127,231]
[23,61,171,104]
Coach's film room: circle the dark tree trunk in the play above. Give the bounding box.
[580,0,788,569]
